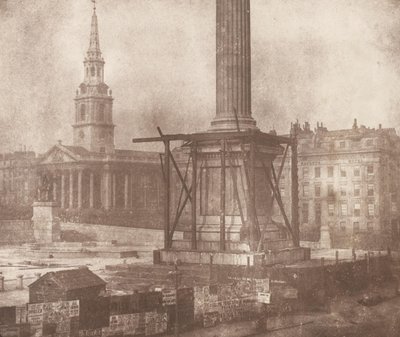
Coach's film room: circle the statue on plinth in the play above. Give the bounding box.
[36,174,53,202]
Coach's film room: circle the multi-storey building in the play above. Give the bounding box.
[0,151,37,207]
[275,120,400,249]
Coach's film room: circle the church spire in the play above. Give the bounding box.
[74,1,115,154]
[87,1,102,60]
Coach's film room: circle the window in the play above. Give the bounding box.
[367,222,374,231]
[366,139,373,146]
[315,203,322,225]
[303,183,309,197]
[97,67,101,76]
[354,166,360,177]
[353,222,360,232]
[79,130,84,139]
[340,203,348,216]
[340,186,347,197]
[340,221,346,231]
[368,203,375,216]
[100,130,106,140]
[315,185,321,197]
[367,165,374,175]
[302,203,309,223]
[367,184,374,196]
[328,184,334,197]
[99,147,105,153]
[315,167,321,178]
[80,104,86,121]
[328,203,335,216]
[354,203,361,217]
[354,184,360,197]
[328,166,334,178]
[303,167,309,179]
[340,168,347,178]
[91,66,95,76]
[340,141,345,148]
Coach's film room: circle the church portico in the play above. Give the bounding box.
[37,143,162,215]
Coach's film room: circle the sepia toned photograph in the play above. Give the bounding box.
[1,0,400,336]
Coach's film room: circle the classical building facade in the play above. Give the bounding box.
[274,120,400,249]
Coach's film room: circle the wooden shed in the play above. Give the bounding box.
[28,268,106,304]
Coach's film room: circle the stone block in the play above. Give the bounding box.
[32,201,61,243]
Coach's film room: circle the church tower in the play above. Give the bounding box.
[73,3,115,153]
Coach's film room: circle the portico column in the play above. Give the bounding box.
[103,165,111,210]
[52,174,57,202]
[78,170,83,209]
[112,173,116,208]
[89,172,94,208]
[61,173,65,208]
[69,170,74,209]
[124,174,129,209]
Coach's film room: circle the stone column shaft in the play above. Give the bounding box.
[124,174,129,209]
[69,171,74,209]
[52,175,57,202]
[78,170,83,208]
[112,173,116,208]
[211,0,256,131]
[102,166,111,210]
[61,174,65,208]
[90,172,94,208]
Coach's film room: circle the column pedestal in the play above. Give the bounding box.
[32,201,61,243]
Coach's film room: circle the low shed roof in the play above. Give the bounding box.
[28,268,106,291]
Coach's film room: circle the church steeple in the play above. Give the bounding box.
[87,5,102,60]
[73,2,115,154]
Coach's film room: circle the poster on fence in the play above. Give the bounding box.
[257,292,271,304]
[28,303,44,324]
[255,278,270,293]
[144,312,167,336]
[79,328,103,337]
[162,289,176,306]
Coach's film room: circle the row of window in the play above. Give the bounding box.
[313,138,375,150]
[301,201,376,223]
[301,165,374,179]
[300,183,375,197]
[338,221,375,232]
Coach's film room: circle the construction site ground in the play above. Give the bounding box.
[1,245,399,336]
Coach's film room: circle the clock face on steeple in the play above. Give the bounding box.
[72,4,115,154]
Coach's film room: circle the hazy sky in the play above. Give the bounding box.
[1,0,400,153]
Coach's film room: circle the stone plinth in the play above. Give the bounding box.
[190,137,283,251]
[32,201,61,243]
[155,247,310,266]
